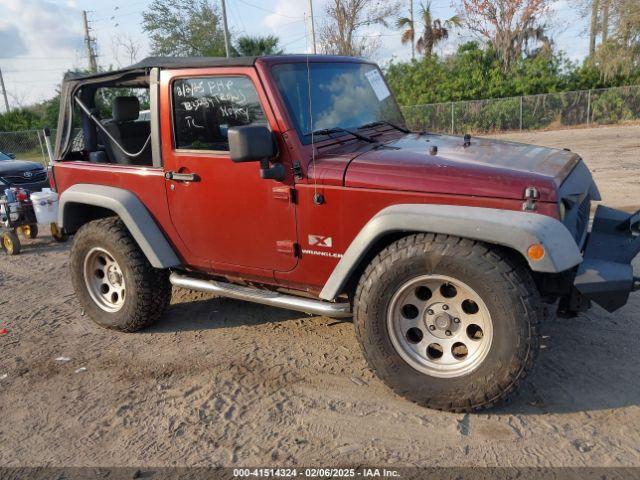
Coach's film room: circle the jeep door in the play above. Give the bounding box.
[161,67,298,275]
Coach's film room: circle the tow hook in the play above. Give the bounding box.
[522,186,539,212]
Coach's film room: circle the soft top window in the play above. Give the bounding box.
[55,70,150,161]
[95,87,150,121]
[60,74,154,166]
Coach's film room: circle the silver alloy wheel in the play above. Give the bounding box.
[387,274,493,378]
[83,247,126,313]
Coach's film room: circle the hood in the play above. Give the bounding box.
[312,133,581,202]
[0,159,45,175]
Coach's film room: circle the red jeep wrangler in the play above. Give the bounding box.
[51,56,640,411]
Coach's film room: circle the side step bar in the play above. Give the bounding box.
[169,273,352,318]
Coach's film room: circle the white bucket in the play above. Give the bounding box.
[30,188,59,225]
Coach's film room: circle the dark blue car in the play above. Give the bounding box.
[0,150,49,192]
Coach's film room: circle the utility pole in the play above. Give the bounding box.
[409,0,415,61]
[308,0,317,54]
[220,0,231,58]
[0,66,9,113]
[602,0,610,44]
[82,10,98,72]
[588,0,600,56]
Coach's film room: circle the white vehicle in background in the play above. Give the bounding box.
[138,110,150,121]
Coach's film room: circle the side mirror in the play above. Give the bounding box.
[7,153,15,159]
[228,125,276,163]
[228,125,285,181]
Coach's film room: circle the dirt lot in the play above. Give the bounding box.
[1,125,640,468]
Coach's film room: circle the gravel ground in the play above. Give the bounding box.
[1,125,640,467]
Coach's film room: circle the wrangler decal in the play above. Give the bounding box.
[301,249,343,259]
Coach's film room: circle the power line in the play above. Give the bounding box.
[235,0,304,19]
[93,9,145,22]
[4,67,77,73]
[91,0,149,13]
[281,34,308,49]
[269,18,307,28]
[229,0,247,35]
[6,56,79,61]
[3,79,62,85]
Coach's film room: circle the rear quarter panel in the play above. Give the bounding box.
[53,162,190,266]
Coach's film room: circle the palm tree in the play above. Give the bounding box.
[522,26,552,58]
[399,2,459,59]
[235,35,283,56]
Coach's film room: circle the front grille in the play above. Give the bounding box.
[1,170,48,185]
[560,194,591,248]
[576,196,589,236]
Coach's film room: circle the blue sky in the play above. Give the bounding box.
[0,0,589,110]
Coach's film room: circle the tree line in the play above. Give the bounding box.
[1,0,638,132]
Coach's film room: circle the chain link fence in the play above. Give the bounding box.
[401,85,640,135]
[0,129,55,166]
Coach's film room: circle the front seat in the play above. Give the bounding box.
[99,96,152,165]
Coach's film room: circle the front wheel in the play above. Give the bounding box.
[354,234,541,412]
[2,230,21,255]
[70,217,171,332]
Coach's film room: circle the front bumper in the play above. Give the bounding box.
[573,205,640,312]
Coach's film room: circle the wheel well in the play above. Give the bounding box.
[340,231,533,301]
[342,231,408,300]
[62,202,116,234]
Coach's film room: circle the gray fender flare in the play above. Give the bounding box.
[319,204,582,301]
[58,184,181,269]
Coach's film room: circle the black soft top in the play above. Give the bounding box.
[63,56,260,82]
[56,56,263,157]
[55,54,368,158]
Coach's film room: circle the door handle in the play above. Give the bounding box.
[165,171,200,182]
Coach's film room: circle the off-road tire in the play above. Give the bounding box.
[354,233,541,412]
[70,217,171,332]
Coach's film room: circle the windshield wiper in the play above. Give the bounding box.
[310,127,377,143]
[357,120,410,134]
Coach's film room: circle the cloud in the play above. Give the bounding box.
[0,0,84,56]
[0,24,28,58]
[264,0,309,29]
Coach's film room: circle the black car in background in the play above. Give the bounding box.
[0,150,49,192]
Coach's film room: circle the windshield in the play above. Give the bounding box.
[0,151,11,161]
[272,62,405,143]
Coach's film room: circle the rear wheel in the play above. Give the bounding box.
[70,217,171,332]
[20,224,38,239]
[354,234,541,412]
